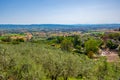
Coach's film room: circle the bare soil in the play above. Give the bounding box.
[101,50,120,62]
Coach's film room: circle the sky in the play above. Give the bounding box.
[0,0,120,24]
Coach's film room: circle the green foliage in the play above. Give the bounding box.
[97,61,120,80]
[56,36,64,44]
[15,38,25,42]
[0,37,120,80]
[106,40,118,49]
[11,38,25,44]
[73,35,81,48]
[108,33,120,40]
[61,38,73,51]
[85,38,100,54]
[87,51,94,58]
[1,36,11,42]
[118,47,120,57]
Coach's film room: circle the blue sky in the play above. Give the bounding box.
[0,0,120,24]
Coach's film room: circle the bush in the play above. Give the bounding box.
[87,51,94,58]
[61,39,73,51]
[85,38,99,54]
[118,47,120,57]
[106,40,118,49]
[1,36,11,42]
[15,38,25,42]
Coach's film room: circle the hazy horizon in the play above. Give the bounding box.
[0,0,120,24]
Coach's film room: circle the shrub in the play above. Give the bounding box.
[106,40,118,49]
[15,38,25,42]
[87,51,94,58]
[61,39,73,51]
[1,36,11,42]
[85,38,99,54]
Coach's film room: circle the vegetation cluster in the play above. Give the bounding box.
[0,30,120,80]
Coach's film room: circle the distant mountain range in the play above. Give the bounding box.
[0,24,120,32]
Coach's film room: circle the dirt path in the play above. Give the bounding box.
[101,50,120,62]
